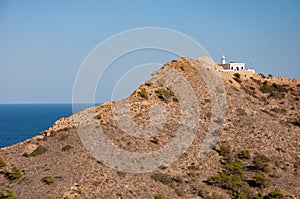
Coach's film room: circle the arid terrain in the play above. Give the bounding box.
[0,57,299,199]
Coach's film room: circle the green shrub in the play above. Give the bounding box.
[75,188,83,194]
[260,84,274,93]
[217,144,234,163]
[0,156,6,168]
[225,160,245,175]
[41,176,55,185]
[5,165,23,181]
[219,144,231,157]
[44,166,51,171]
[269,171,279,178]
[151,173,173,186]
[30,145,48,157]
[252,172,270,188]
[0,189,18,199]
[156,88,175,101]
[145,81,153,86]
[207,172,253,198]
[117,171,126,177]
[174,188,183,196]
[233,191,248,199]
[192,184,209,197]
[187,162,199,170]
[154,193,167,199]
[49,130,57,137]
[157,78,165,86]
[206,173,224,185]
[260,83,287,94]
[252,155,270,172]
[59,134,68,141]
[234,73,241,79]
[138,88,148,99]
[264,189,284,199]
[61,145,73,151]
[238,150,250,159]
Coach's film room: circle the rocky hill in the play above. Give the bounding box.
[0,57,299,199]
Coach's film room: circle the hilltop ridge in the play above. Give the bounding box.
[0,57,299,199]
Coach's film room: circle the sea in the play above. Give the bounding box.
[0,104,95,148]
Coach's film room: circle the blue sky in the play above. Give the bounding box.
[0,0,299,103]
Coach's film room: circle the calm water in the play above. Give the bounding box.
[0,104,94,148]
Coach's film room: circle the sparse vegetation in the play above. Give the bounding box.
[75,188,83,194]
[151,172,185,196]
[233,73,242,83]
[28,145,48,157]
[225,160,245,175]
[157,78,165,86]
[260,82,288,94]
[251,154,270,172]
[0,189,18,199]
[216,144,235,164]
[138,88,148,99]
[192,184,210,197]
[41,175,55,185]
[59,134,68,141]
[251,172,270,188]
[145,81,153,86]
[44,166,51,171]
[5,165,23,181]
[236,108,247,115]
[242,85,257,98]
[0,156,6,168]
[207,172,253,198]
[286,117,300,127]
[238,150,250,159]
[0,58,299,198]
[49,130,57,137]
[206,145,285,198]
[117,171,126,177]
[154,193,167,199]
[174,188,183,197]
[264,189,284,199]
[61,145,73,151]
[151,173,173,186]
[156,88,175,99]
[234,73,241,79]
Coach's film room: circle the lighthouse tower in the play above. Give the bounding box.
[221,55,226,64]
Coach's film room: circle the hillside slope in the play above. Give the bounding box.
[0,57,299,199]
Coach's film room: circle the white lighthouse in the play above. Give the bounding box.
[221,55,226,64]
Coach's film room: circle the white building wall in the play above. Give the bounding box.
[229,63,245,71]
